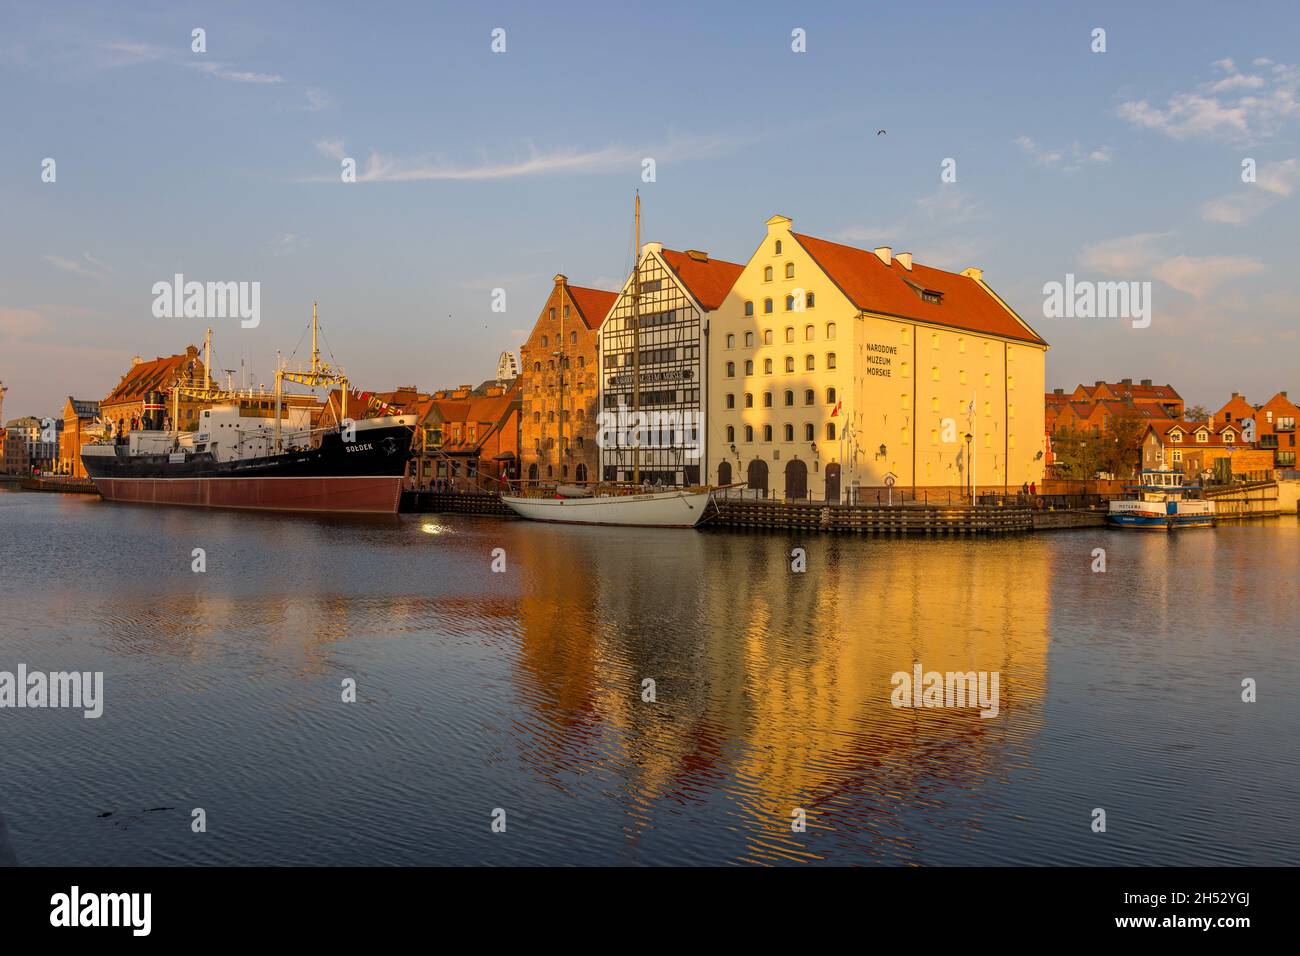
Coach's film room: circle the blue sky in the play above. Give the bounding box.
[2,0,1298,417]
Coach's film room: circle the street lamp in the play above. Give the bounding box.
[964,432,973,500]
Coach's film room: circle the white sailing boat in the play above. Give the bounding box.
[501,194,713,528]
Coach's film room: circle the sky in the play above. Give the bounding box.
[2,0,1298,418]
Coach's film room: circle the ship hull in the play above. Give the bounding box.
[82,420,412,515]
[500,489,712,528]
[90,474,403,513]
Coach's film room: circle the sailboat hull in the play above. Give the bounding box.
[500,490,712,528]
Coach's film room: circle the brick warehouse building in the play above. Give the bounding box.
[60,397,101,477]
[519,274,617,483]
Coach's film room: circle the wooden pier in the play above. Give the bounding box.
[705,497,1033,535]
[19,476,100,495]
[401,490,515,517]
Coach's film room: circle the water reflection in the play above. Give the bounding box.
[509,528,1051,863]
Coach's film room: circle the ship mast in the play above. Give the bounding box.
[631,192,641,485]
[274,302,350,454]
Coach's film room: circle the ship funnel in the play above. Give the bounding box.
[142,390,167,431]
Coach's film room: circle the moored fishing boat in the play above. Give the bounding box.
[1107,469,1215,530]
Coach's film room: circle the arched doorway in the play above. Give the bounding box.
[785,458,808,500]
[825,463,841,503]
[717,461,732,486]
[747,459,768,496]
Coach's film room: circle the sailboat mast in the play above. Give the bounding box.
[631,192,641,485]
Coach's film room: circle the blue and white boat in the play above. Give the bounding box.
[1107,469,1215,530]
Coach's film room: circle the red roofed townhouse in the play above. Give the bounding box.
[598,242,744,486]
[708,215,1048,500]
[1067,379,1183,419]
[520,274,617,484]
[418,379,522,491]
[1254,390,1298,470]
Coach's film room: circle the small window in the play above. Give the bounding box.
[805,324,814,341]
[726,393,735,409]
[785,295,795,311]
[564,305,570,318]
[804,389,815,405]
[804,423,815,441]
[805,354,815,371]
[744,360,754,375]
[744,300,754,316]
[775,240,782,254]
[825,322,835,339]
[763,425,773,442]
[826,423,837,440]
[764,266,773,282]
[785,327,794,343]
[726,362,735,377]
[726,334,735,349]
[785,263,794,279]
[931,366,940,381]
[763,330,773,345]
[744,425,754,442]
[764,298,773,314]
[805,291,815,309]
[542,335,549,347]
[764,358,773,374]
[745,393,754,408]
[744,331,754,347]
[783,423,794,441]
[570,331,577,344]
[785,356,795,373]
[726,425,735,442]
[826,387,836,404]
[784,390,794,406]
[763,392,773,407]
[549,309,555,321]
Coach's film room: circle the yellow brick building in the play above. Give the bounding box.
[708,216,1048,500]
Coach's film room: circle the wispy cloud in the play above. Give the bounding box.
[832,189,986,269]
[1079,232,1264,297]
[1117,57,1300,143]
[304,136,733,182]
[99,40,282,84]
[1201,158,1299,224]
[1014,136,1112,170]
[44,253,112,282]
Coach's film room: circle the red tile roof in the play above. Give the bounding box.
[103,348,204,405]
[789,233,1048,346]
[567,285,618,330]
[660,249,744,311]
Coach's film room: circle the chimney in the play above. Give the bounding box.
[895,252,913,271]
[1231,391,1238,398]
[1095,380,1104,388]
[1140,378,1152,386]
[1282,391,1289,399]
[1121,378,1132,385]
[1053,388,1064,395]
[685,249,709,263]
[873,246,892,266]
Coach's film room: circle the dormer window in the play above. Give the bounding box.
[1196,430,1208,443]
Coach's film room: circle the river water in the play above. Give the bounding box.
[0,486,1296,865]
